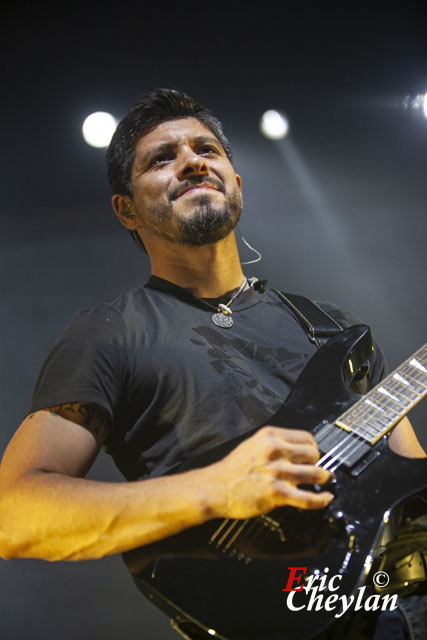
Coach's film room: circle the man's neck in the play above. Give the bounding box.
[147,233,246,299]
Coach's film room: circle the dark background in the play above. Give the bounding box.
[1,1,426,638]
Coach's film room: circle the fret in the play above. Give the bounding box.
[337,402,389,440]
[338,407,385,430]
[409,357,427,375]
[343,398,392,424]
[375,387,411,410]
[363,410,389,429]
[383,379,419,404]
[358,401,392,426]
[337,414,379,438]
[405,346,427,368]
[404,361,427,383]
[368,389,405,416]
[393,371,425,395]
[335,343,427,445]
[411,344,427,358]
[399,365,427,389]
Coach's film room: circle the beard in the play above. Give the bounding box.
[146,187,242,247]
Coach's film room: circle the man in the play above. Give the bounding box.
[0,89,424,637]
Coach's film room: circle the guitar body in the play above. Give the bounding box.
[125,326,427,640]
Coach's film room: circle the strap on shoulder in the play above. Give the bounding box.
[273,290,343,348]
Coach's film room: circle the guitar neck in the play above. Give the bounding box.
[335,343,427,445]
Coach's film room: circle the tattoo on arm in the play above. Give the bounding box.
[38,403,111,444]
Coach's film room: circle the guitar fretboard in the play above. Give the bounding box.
[335,344,427,444]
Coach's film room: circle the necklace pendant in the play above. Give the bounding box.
[212,312,233,328]
[217,303,232,315]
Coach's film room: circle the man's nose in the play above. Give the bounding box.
[176,149,209,180]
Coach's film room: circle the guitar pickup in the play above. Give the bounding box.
[350,450,381,477]
[316,423,372,468]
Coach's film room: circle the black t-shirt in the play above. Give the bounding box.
[29,277,385,479]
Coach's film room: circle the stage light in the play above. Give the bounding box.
[260,110,289,140]
[82,111,117,148]
[402,93,427,121]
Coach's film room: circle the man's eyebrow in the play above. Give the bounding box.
[138,142,175,167]
[136,135,225,170]
[192,135,223,148]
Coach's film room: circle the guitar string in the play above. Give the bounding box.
[215,519,242,547]
[220,359,426,550]
[315,400,392,470]
[248,524,274,550]
[221,419,392,552]
[217,424,383,552]
[317,414,390,471]
[215,517,260,550]
[321,352,427,472]
[224,518,267,552]
[318,432,369,472]
[212,368,426,552]
[211,516,254,551]
[316,390,415,471]
[316,421,372,468]
[223,519,253,552]
[327,406,416,476]
[209,518,233,544]
[317,403,408,472]
[221,514,269,550]
[233,518,271,551]
[315,395,403,471]
[214,422,365,552]
[211,355,427,554]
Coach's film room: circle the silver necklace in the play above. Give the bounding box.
[198,277,248,329]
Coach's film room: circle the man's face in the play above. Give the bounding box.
[129,117,243,246]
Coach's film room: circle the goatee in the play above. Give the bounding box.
[176,193,241,246]
[147,190,242,246]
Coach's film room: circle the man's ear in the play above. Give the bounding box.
[111,194,139,230]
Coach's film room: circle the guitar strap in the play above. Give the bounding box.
[274,290,376,394]
[273,290,344,348]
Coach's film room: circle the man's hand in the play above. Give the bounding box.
[0,416,332,562]
[203,426,334,520]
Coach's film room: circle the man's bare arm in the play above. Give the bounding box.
[388,416,426,458]
[0,408,333,562]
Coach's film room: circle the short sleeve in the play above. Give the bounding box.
[28,305,128,420]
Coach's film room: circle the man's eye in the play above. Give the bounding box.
[200,146,218,155]
[151,155,172,166]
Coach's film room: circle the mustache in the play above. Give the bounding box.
[168,177,225,201]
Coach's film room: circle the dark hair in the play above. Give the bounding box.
[106,88,233,197]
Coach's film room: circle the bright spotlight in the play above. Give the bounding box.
[260,110,289,140]
[402,93,427,121]
[82,111,117,148]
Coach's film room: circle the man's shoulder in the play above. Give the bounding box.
[52,287,152,348]
[75,286,149,324]
[313,299,362,329]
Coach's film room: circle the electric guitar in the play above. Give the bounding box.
[123,325,427,640]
